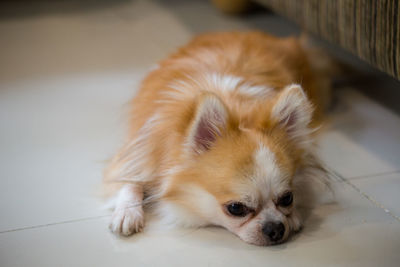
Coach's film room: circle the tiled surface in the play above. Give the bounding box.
[1,0,400,266]
[0,73,142,231]
[317,89,400,179]
[1,184,400,267]
[352,173,400,218]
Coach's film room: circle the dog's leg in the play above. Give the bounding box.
[109,183,144,236]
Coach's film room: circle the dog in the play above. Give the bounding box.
[103,32,331,246]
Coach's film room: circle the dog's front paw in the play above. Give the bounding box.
[109,206,144,236]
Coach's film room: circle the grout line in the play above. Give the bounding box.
[2,168,399,234]
[0,214,112,235]
[345,170,400,181]
[0,201,151,235]
[324,165,400,223]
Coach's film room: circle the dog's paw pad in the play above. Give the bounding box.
[109,206,144,236]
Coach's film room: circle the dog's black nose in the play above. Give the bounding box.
[262,222,285,242]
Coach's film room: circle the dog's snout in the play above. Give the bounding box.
[262,222,285,242]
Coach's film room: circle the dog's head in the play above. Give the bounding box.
[161,84,327,246]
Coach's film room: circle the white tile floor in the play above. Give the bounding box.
[1,1,400,266]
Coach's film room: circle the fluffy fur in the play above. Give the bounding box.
[103,32,331,246]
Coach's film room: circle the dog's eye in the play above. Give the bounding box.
[277,192,293,207]
[226,202,249,217]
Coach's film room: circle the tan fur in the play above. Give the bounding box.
[104,31,330,245]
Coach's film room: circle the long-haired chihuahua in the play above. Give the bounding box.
[103,32,332,246]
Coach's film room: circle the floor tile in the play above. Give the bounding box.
[0,73,139,231]
[1,182,399,267]
[0,0,191,83]
[317,89,400,178]
[352,172,400,219]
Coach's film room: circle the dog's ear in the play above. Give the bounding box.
[186,94,229,154]
[271,84,314,141]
